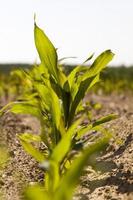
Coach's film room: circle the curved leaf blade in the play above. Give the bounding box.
[19,135,45,163]
[54,134,111,200]
[34,23,59,81]
[82,50,114,81]
[69,74,99,124]
[50,118,82,164]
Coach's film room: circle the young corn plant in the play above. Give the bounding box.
[0,22,117,200]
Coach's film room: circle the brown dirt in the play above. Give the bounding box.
[0,93,133,200]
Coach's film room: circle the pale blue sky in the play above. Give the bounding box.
[0,0,133,65]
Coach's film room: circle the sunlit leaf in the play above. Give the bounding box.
[19,134,45,162]
[10,102,42,120]
[67,65,87,89]
[77,114,117,139]
[34,23,59,82]
[50,118,83,164]
[19,133,41,143]
[93,114,118,127]
[45,161,60,192]
[54,134,111,200]
[34,82,62,129]
[58,56,77,63]
[82,50,114,81]
[83,53,94,64]
[69,75,99,124]
[24,184,49,200]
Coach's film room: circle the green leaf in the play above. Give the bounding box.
[45,161,60,192]
[69,75,99,125]
[34,82,51,111]
[67,49,113,92]
[93,114,118,127]
[34,23,59,82]
[10,102,42,120]
[68,50,114,124]
[83,53,94,64]
[58,56,77,63]
[34,82,62,130]
[50,118,83,164]
[54,134,111,200]
[82,50,114,81]
[19,134,45,162]
[18,133,41,143]
[58,68,67,87]
[67,65,87,90]
[61,86,71,126]
[76,114,117,139]
[67,53,95,90]
[24,184,50,200]
[0,102,15,116]
[88,73,100,89]
[50,90,62,129]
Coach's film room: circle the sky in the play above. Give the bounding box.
[0,0,133,66]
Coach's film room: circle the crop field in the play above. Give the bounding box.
[0,24,133,200]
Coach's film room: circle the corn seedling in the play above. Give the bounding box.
[0,21,117,200]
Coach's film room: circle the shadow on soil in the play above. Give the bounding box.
[107,133,133,159]
[82,170,133,193]
[79,133,133,198]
